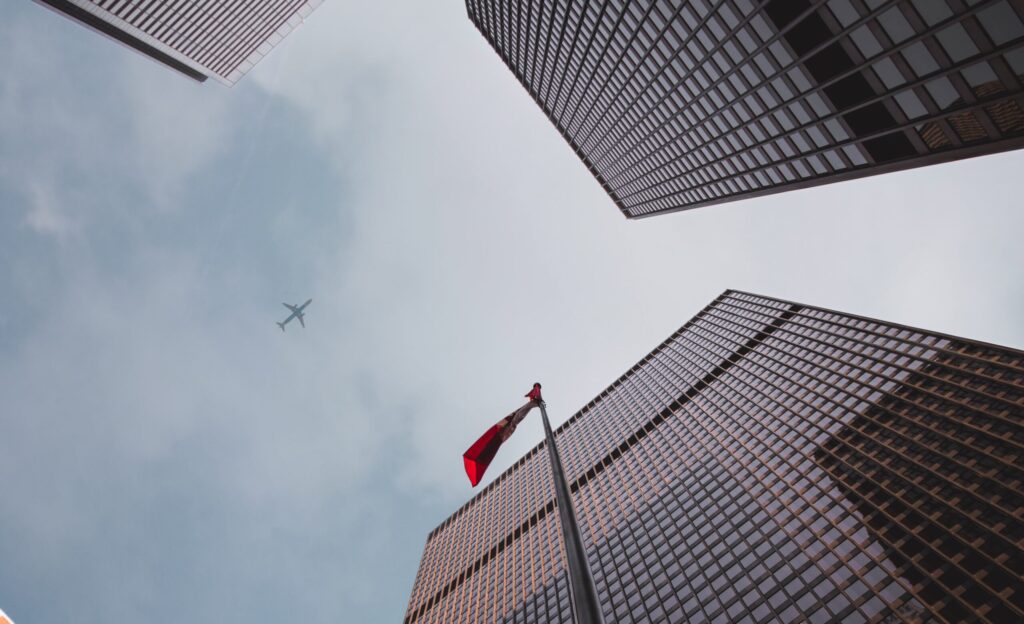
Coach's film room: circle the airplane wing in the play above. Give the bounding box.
[298,314,306,328]
[283,303,298,312]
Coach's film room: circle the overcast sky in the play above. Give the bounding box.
[1,2,1022,623]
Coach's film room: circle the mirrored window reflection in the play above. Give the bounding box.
[469,0,1024,216]
[895,90,928,119]
[935,24,979,62]
[911,0,952,26]
[977,2,1024,46]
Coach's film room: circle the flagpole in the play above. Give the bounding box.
[538,400,606,624]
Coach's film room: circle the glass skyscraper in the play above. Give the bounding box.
[466,0,1024,217]
[405,290,1024,623]
[32,0,322,84]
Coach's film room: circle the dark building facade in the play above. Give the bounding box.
[466,0,1024,217]
[404,290,1024,623]
[33,0,322,84]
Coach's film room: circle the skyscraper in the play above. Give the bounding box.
[466,0,1024,217]
[405,290,1024,623]
[33,0,322,84]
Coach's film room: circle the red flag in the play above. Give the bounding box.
[463,384,542,486]
[525,382,542,403]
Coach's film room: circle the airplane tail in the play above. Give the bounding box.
[277,322,286,332]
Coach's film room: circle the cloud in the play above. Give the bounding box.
[0,207,415,624]
[245,3,1024,500]
[21,176,73,237]
[0,2,1022,624]
[0,8,438,619]
[0,4,235,241]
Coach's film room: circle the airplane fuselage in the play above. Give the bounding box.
[278,298,312,331]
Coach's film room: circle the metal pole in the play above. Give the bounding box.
[538,400,606,624]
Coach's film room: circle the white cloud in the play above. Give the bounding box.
[0,6,235,239]
[22,176,73,237]
[247,2,1024,498]
[1,1,1022,623]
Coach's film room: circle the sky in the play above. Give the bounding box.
[0,2,1022,623]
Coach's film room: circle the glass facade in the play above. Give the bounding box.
[405,290,1024,623]
[466,0,1024,217]
[34,0,322,84]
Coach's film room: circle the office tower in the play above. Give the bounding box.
[404,290,1024,624]
[33,0,322,84]
[466,1,1024,217]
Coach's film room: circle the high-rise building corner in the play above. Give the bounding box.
[467,0,1024,217]
[405,289,1024,623]
[32,0,323,85]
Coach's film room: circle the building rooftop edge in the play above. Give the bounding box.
[424,287,1024,543]
[424,290,731,541]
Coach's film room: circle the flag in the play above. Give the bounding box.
[463,384,542,486]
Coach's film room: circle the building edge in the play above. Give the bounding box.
[32,0,208,82]
[423,286,1024,544]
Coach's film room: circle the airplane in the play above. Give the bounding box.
[277,298,312,331]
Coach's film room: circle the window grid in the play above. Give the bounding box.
[406,291,1024,623]
[47,0,320,84]
[467,0,1024,217]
